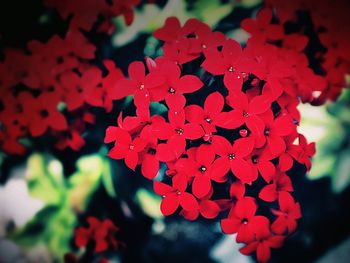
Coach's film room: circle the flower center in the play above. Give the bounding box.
[205,117,212,123]
[252,155,258,164]
[129,144,135,150]
[175,128,184,135]
[168,87,176,94]
[139,84,145,90]
[242,218,248,225]
[264,129,270,136]
[239,129,248,137]
[202,44,207,49]
[243,111,249,118]
[228,153,236,160]
[228,66,234,72]
[40,110,49,118]
[200,166,207,172]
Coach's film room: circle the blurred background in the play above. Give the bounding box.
[0,0,350,262]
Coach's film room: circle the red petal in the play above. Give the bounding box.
[258,161,276,183]
[257,243,271,263]
[176,75,203,94]
[104,126,119,143]
[215,110,244,129]
[273,115,295,136]
[248,95,271,115]
[204,92,224,116]
[161,194,180,216]
[108,145,128,160]
[125,151,138,170]
[173,174,188,192]
[220,218,240,234]
[128,61,145,81]
[192,176,212,199]
[239,242,258,255]
[231,159,256,184]
[180,192,199,211]
[154,181,173,195]
[259,184,278,202]
[183,123,204,140]
[168,136,186,158]
[233,137,254,158]
[199,200,220,219]
[224,71,243,91]
[141,154,159,179]
[196,144,215,166]
[210,158,230,182]
[185,105,205,123]
[278,153,293,172]
[212,135,232,156]
[235,197,257,219]
[267,135,286,156]
[166,94,186,112]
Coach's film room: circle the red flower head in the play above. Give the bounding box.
[154,174,199,216]
[75,217,119,253]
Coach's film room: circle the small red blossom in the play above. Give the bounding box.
[75,217,119,253]
[154,174,199,216]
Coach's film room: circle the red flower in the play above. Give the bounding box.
[202,39,247,91]
[241,9,284,42]
[257,110,295,156]
[259,171,294,202]
[153,110,204,161]
[105,127,146,170]
[75,217,119,253]
[153,62,203,110]
[115,61,165,108]
[211,136,255,184]
[249,148,276,183]
[221,197,257,243]
[180,198,221,220]
[154,174,199,216]
[226,91,271,134]
[185,91,241,132]
[240,216,285,263]
[177,144,217,198]
[271,192,302,235]
[288,134,315,171]
[21,92,68,137]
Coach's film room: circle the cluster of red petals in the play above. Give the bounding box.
[0,0,141,154]
[252,0,350,104]
[104,7,348,261]
[75,217,120,253]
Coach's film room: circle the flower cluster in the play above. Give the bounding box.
[0,0,141,154]
[74,217,120,253]
[254,0,350,104]
[104,10,348,261]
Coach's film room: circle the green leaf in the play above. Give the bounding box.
[68,155,106,211]
[26,154,64,205]
[332,150,350,193]
[102,159,117,198]
[136,189,163,219]
[192,0,233,26]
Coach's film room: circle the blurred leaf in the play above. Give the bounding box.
[308,154,336,179]
[192,0,232,26]
[68,155,108,211]
[113,0,234,47]
[332,150,350,193]
[136,189,163,219]
[102,158,117,198]
[150,102,168,115]
[13,202,76,260]
[27,154,64,205]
